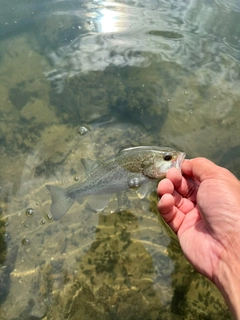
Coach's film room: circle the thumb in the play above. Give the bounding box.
[181,157,235,182]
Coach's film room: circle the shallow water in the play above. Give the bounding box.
[0,0,240,319]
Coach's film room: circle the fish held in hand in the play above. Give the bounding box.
[46,146,185,221]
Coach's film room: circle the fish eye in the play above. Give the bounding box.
[164,154,173,161]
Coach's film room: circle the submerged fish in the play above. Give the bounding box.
[46,146,185,220]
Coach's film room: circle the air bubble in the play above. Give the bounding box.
[26,208,35,217]
[4,232,10,241]
[78,126,88,136]
[22,238,31,246]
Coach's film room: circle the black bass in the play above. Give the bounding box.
[46,146,185,220]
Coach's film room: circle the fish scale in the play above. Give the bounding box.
[46,146,185,221]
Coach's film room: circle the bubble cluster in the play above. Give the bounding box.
[4,232,11,241]
[128,177,141,188]
[46,213,53,221]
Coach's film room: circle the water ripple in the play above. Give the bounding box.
[39,1,240,92]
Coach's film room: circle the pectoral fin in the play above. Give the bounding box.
[87,194,112,211]
[136,183,149,199]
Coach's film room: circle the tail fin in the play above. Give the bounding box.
[46,185,74,221]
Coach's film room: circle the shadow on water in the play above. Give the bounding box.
[49,65,168,131]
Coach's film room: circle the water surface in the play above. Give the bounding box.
[1,0,240,319]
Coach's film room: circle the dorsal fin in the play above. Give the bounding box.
[80,158,100,173]
[115,144,137,155]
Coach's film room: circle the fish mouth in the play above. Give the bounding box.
[174,152,186,170]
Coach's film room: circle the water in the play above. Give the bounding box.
[0,0,239,318]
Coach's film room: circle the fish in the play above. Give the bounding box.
[46,146,185,220]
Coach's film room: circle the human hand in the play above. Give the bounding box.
[157,157,240,281]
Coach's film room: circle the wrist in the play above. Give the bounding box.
[213,245,240,319]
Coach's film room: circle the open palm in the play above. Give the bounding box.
[157,158,240,281]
